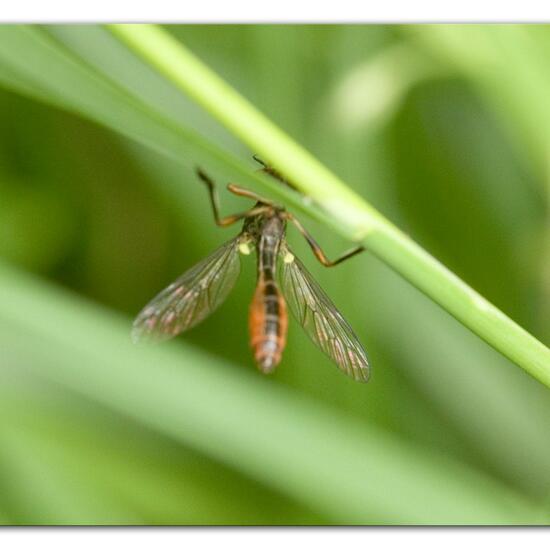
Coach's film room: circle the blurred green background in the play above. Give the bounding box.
[0,24,550,525]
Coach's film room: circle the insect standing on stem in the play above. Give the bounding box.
[132,157,369,382]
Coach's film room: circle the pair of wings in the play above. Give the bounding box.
[132,236,369,382]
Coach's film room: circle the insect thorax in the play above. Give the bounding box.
[242,207,286,243]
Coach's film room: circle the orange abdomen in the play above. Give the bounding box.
[249,276,288,374]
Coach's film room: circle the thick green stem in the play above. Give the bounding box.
[108,24,550,387]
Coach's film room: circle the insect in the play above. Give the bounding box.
[132,158,369,382]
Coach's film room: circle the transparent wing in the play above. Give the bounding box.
[278,243,370,382]
[132,236,242,343]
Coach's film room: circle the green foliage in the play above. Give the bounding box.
[0,24,549,524]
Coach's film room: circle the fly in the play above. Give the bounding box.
[132,158,369,382]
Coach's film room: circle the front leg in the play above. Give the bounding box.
[196,168,269,227]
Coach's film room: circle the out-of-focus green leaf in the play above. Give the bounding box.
[0,388,322,525]
[0,261,546,525]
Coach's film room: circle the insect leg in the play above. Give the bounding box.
[225,183,277,206]
[252,154,268,168]
[196,168,269,226]
[284,213,364,267]
[252,155,297,190]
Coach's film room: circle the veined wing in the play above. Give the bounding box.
[278,243,369,382]
[132,236,242,343]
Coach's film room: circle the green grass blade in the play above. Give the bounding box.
[0,261,547,524]
[0,396,318,525]
[108,24,550,388]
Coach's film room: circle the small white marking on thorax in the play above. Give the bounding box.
[239,242,252,255]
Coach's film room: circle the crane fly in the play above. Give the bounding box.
[132,158,370,382]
